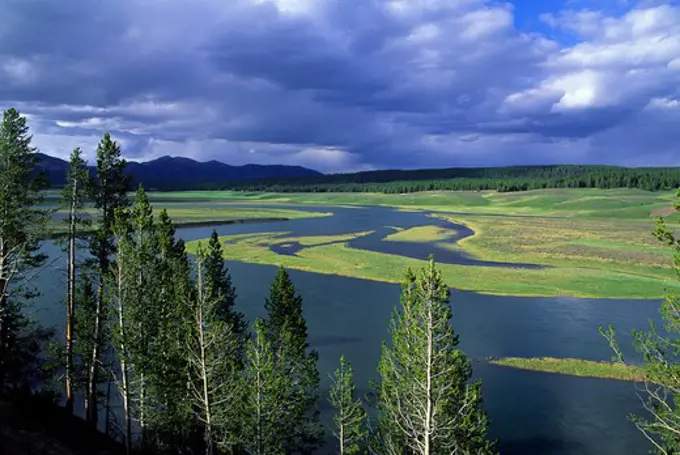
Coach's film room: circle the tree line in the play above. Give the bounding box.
[0,108,498,453]
[218,167,680,193]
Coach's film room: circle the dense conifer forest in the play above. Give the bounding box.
[220,165,680,193]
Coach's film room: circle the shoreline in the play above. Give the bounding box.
[45,216,292,240]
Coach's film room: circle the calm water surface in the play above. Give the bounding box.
[31,203,661,455]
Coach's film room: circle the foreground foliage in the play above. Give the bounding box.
[373,258,497,455]
[0,108,51,394]
[1,107,498,455]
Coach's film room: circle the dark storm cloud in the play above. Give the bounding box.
[1,0,679,171]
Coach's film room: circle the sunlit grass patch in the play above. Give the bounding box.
[383,225,458,243]
[186,232,678,298]
[490,357,646,382]
[433,214,675,279]
[50,206,331,234]
[162,188,678,220]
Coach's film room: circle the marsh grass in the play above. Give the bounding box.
[490,357,646,382]
[49,206,330,234]
[149,188,679,220]
[433,214,676,280]
[383,225,458,243]
[185,232,679,298]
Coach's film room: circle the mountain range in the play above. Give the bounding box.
[36,153,322,190]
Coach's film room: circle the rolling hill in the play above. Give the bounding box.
[36,153,322,190]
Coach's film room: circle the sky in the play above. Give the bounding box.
[1,0,679,173]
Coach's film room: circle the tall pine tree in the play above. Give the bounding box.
[0,107,51,394]
[329,356,366,455]
[186,244,240,455]
[240,319,290,455]
[264,266,323,453]
[373,257,496,455]
[150,209,195,452]
[86,132,131,425]
[59,147,90,413]
[204,230,246,350]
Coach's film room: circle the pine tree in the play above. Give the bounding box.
[0,107,51,394]
[204,230,246,350]
[264,266,323,453]
[150,209,195,451]
[86,132,131,425]
[60,147,90,414]
[186,244,240,455]
[329,356,366,455]
[373,257,496,455]
[240,319,289,455]
[110,206,135,455]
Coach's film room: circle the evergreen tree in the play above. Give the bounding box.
[204,230,247,351]
[186,244,240,455]
[329,356,366,455]
[110,206,135,455]
[264,266,324,453]
[59,147,90,414]
[602,189,680,454]
[150,209,195,452]
[264,266,308,357]
[86,132,131,425]
[240,319,289,455]
[373,257,496,455]
[0,107,51,394]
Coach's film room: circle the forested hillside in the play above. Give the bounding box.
[221,165,680,193]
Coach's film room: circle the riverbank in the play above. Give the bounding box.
[185,230,677,299]
[490,357,646,382]
[48,206,332,237]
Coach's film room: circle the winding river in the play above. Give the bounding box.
[32,203,660,454]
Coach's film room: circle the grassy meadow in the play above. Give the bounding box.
[48,205,331,235]
[185,228,680,298]
[52,187,679,298]
[175,187,678,298]
[383,225,459,243]
[490,357,646,382]
[145,188,680,221]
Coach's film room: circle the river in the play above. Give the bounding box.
[31,202,660,454]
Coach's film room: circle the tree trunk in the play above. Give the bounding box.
[340,419,345,455]
[140,372,146,449]
[117,260,132,455]
[0,245,6,386]
[256,367,263,455]
[424,296,434,455]
[65,181,77,414]
[197,265,214,455]
[86,272,104,426]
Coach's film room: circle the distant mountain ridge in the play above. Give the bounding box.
[36,153,323,190]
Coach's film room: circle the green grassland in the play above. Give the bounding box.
[384,225,459,243]
[490,357,646,382]
[146,188,680,221]
[432,214,675,282]
[173,188,680,299]
[49,206,330,235]
[185,230,680,299]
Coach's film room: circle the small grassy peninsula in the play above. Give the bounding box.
[490,357,646,382]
